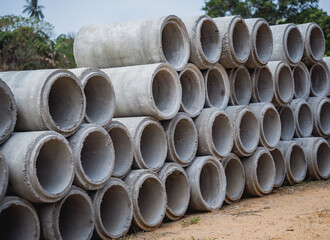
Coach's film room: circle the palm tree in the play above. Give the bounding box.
[23,0,45,21]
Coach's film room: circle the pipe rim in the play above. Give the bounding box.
[286,143,307,183]
[294,100,313,137]
[252,66,274,102]
[292,62,310,100]
[260,105,281,149]
[305,23,325,62]
[317,98,330,136]
[279,105,295,140]
[274,62,294,105]
[0,153,8,202]
[310,63,329,97]
[270,147,286,187]
[252,19,273,65]
[229,66,252,105]
[283,24,304,64]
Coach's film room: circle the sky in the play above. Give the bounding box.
[1,0,330,36]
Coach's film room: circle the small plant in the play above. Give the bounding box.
[181,216,201,227]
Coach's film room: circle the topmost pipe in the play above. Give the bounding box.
[74,15,190,71]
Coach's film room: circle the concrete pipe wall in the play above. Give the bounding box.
[222,153,245,204]
[203,63,230,109]
[179,64,205,117]
[245,18,273,68]
[0,196,40,240]
[320,58,330,97]
[162,113,198,167]
[70,68,115,128]
[124,169,166,231]
[93,178,133,239]
[292,62,310,100]
[278,105,296,140]
[74,15,190,71]
[194,108,234,159]
[105,120,134,178]
[295,137,330,180]
[182,15,221,69]
[103,63,181,120]
[0,69,85,137]
[0,131,74,203]
[68,124,115,190]
[249,102,281,150]
[270,147,286,188]
[213,16,251,68]
[270,23,304,65]
[298,23,326,65]
[308,97,330,138]
[278,141,307,184]
[186,156,226,211]
[267,61,294,106]
[228,66,252,105]
[290,99,313,138]
[309,62,330,97]
[115,117,167,172]
[225,106,260,157]
[158,163,190,221]
[40,186,94,240]
[250,66,274,103]
[0,153,8,203]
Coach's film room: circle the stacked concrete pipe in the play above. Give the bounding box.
[307,97,330,138]
[0,153,8,203]
[278,105,296,140]
[250,66,274,103]
[309,62,330,97]
[270,147,286,188]
[228,66,252,105]
[289,99,313,138]
[292,62,310,100]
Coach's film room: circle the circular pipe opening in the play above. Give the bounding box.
[297,103,313,137]
[289,145,306,182]
[270,148,285,186]
[200,19,221,63]
[257,153,275,193]
[317,142,330,179]
[320,101,330,135]
[280,107,295,140]
[232,20,250,62]
[262,108,281,147]
[286,27,304,63]
[225,158,244,201]
[0,86,14,141]
[233,68,251,105]
[239,111,259,153]
[255,23,273,64]
[206,68,227,108]
[212,114,233,156]
[310,64,328,97]
[256,67,273,102]
[310,26,325,60]
[199,162,221,206]
[293,65,309,98]
[277,65,293,103]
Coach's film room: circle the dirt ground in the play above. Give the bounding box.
[130,179,330,240]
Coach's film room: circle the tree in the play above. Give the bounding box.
[23,0,44,21]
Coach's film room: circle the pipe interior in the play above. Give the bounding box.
[286,27,303,63]
[277,65,293,103]
[225,158,245,200]
[0,158,7,197]
[257,153,275,193]
[289,145,306,182]
[270,148,285,186]
[256,67,273,102]
[200,162,221,206]
[310,27,325,60]
[0,87,13,137]
[239,111,259,153]
[232,20,250,61]
[280,107,295,140]
[293,66,309,98]
[320,101,330,134]
[297,103,313,137]
[310,64,328,96]
[212,114,233,156]
[233,68,251,105]
[206,68,227,107]
[263,108,281,147]
[255,23,273,63]
[317,142,330,178]
[200,19,221,62]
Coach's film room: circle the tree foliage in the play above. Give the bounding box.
[23,0,44,21]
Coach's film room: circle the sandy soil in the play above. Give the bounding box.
[129,179,330,240]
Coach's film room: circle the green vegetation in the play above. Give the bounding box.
[181,216,201,227]
[23,0,44,21]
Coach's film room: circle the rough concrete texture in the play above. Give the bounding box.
[105,120,134,178]
[202,63,230,109]
[228,66,252,105]
[278,105,296,140]
[68,124,115,190]
[270,147,286,188]
[102,63,181,120]
[186,156,226,211]
[194,108,234,159]
[115,117,167,172]
[0,131,74,203]
[222,153,245,204]
[74,15,190,71]
[241,147,276,197]
[70,68,115,128]
[93,178,133,239]
[321,58,330,97]
[0,153,8,203]
[213,16,251,68]
[0,196,40,240]
[124,169,166,231]
[270,23,304,65]
[309,62,330,97]
[158,163,190,221]
[250,66,274,103]
[225,106,260,157]
[290,99,313,138]
[162,113,198,167]
[40,186,94,240]
[292,62,311,100]
[245,18,273,68]
[308,97,330,138]
[179,64,205,117]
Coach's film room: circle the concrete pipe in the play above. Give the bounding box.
[292,62,310,100]
[186,156,226,211]
[249,103,281,150]
[74,15,190,71]
[203,63,230,109]
[278,105,295,140]
[225,106,260,157]
[278,141,307,184]
[213,16,251,68]
[158,163,190,221]
[93,178,133,239]
[241,147,275,197]
[245,18,273,68]
[222,153,245,204]
[298,23,325,65]
[68,124,115,190]
[0,196,40,240]
[70,68,115,128]
[105,120,134,178]
[320,59,330,97]
[228,66,252,105]
[124,169,166,231]
[103,63,181,120]
[295,137,330,180]
[194,108,234,159]
[0,131,74,203]
[0,69,85,137]
[290,99,313,138]
[270,23,304,65]
[162,113,198,167]
[309,62,329,97]
[308,97,330,138]
[267,61,294,105]
[115,117,167,172]
[182,15,221,69]
[0,153,8,203]
[270,147,286,188]
[40,186,94,240]
[250,66,274,103]
[179,64,205,117]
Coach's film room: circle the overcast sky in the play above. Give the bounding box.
[1,0,330,36]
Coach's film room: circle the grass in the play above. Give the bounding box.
[181,216,201,227]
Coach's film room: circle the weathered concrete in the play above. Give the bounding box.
[270,147,286,188]
[308,97,330,138]
[228,66,252,105]
[290,99,313,138]
[0,131,74,203]
[292,62,310,100]
[309,62,329,97]
[278,105,296,140]
[321,58,330,97]
[74,15,190,71]
[250,66,274,103]
[0,153,8,203]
